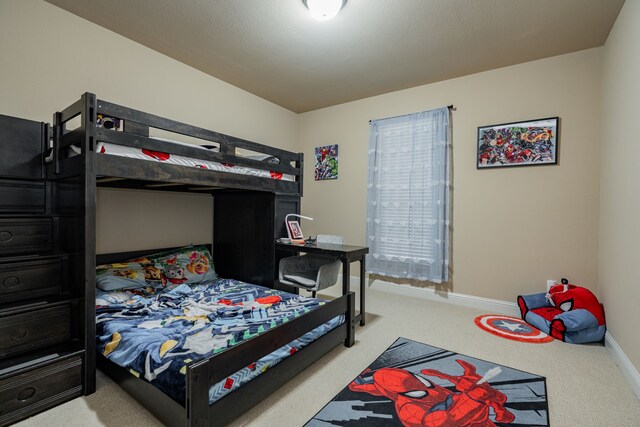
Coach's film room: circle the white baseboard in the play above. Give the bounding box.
[605,332,640,400]
[340,274,520,317]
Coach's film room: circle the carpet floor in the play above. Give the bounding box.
[16,285,640,426]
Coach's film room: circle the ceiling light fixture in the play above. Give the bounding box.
[303,0,347,21]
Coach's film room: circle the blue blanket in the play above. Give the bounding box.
[96,279,343,403]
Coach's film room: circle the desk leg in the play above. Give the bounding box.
[342,260,350,295]
[359,257,366,326]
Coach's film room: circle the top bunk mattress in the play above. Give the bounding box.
[96,141,295,182]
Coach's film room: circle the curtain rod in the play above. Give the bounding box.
[369,105,455,124]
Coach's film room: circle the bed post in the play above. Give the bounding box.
[187,360,211,426]
[345,291,355,347]
[81,92,98,394]
[52,111,62,175]
[297,152,304,196]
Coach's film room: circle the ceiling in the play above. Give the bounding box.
[46,0,624,113]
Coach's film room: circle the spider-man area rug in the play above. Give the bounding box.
[474,315,554,344]
[305,337,549,427]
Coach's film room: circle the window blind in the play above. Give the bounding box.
[366,107,450,282]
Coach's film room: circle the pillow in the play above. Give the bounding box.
[96,261,152,291]
[147,245,217,285]
[245,154,280,164]
[96,290,135,306]
[96,246,216,291]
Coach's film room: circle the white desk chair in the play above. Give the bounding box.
[278,235,343,298]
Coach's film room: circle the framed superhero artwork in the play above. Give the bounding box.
[477,117,559,169]
[315,144,338,180]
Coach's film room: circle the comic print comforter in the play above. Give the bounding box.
[96,279,343,404]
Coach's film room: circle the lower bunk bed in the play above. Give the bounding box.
[95,246,355,426]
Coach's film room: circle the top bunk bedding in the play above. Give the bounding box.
[56,140,295,182]
[49,93,303,195]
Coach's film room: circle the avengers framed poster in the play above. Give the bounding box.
[477,117,559,169]
[315,144,338,180]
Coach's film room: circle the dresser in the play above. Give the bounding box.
[0,114,89,426]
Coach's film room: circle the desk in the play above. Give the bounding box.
[276,242,369,326]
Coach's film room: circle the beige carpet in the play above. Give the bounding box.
[17,286,640,426]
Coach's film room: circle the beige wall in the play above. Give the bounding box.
[299,49,602,302]
[599,0,640,371]
[0,2,613,310]
[0,0,299,254]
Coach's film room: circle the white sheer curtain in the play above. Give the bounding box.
[366,107,451,283]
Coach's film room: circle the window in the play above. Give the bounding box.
[366,107,451,283]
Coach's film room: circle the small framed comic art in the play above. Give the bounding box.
[286,220,304,240]
[477,117,559,169]
[315,144,338,180]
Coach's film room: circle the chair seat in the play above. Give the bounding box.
[278,235,344,294]
[283,270,318,288]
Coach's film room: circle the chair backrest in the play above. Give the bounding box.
[316,234,344,245]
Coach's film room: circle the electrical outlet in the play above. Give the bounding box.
[546,280,556,291]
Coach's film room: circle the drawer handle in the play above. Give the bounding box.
[10,328,28,341]
[17,386,36,402]
[3,276,20,288]
[0,231,13,242]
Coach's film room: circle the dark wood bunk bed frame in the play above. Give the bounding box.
[47,92,356,426]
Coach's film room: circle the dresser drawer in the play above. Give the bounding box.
[0,219,53,256]
[0,180,46,214]
[0,355,82,425]
[0,257,62,304]
[0,305,71,358]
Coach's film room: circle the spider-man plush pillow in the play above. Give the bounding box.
[518,280,606,344]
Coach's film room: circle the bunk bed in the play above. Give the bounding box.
[50,93,304,195]
[42,93,355,426]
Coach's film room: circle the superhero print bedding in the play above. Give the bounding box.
[96,245,218,291]
[96,278,343,404]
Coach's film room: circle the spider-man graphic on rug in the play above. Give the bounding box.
[306,338,549,427]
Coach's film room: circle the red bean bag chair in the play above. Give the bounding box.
[518,279,606,344]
